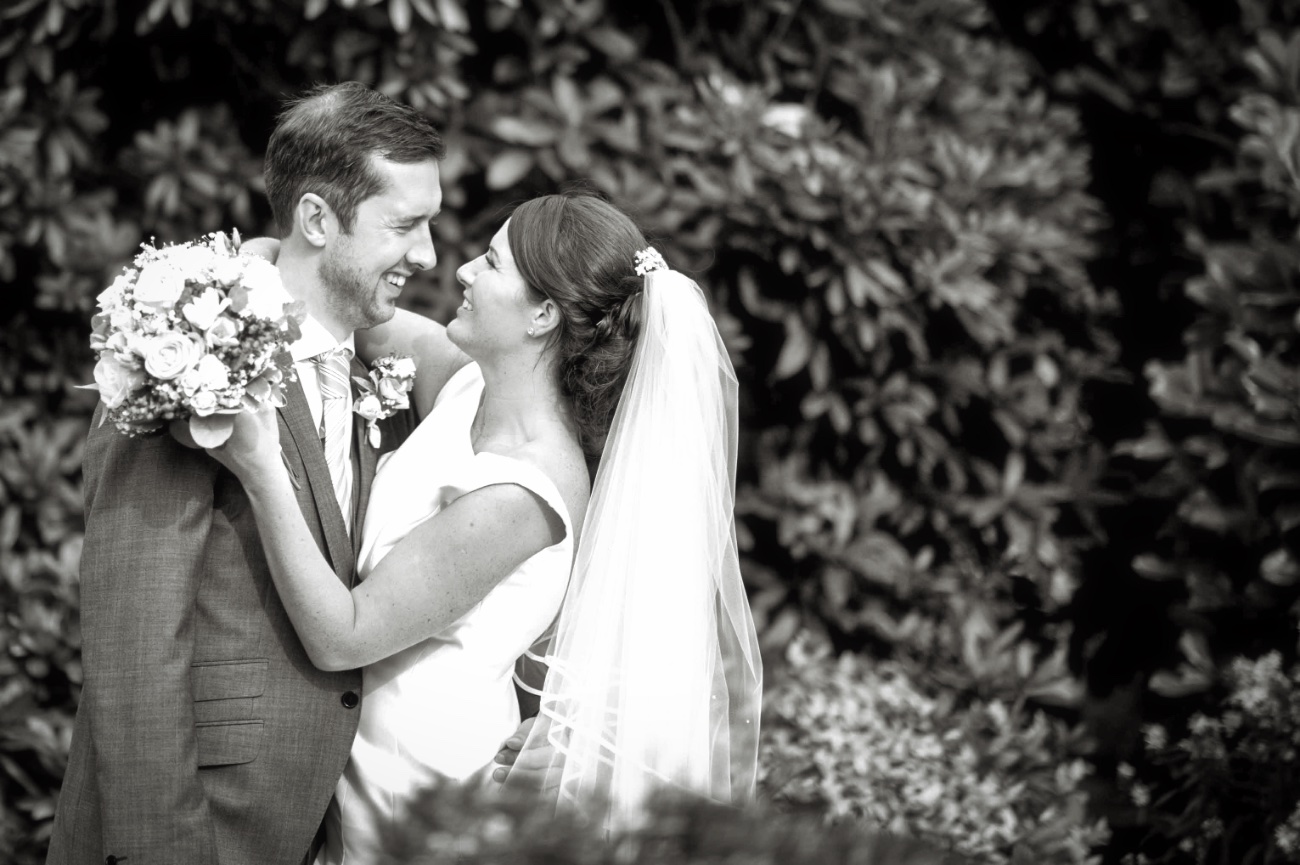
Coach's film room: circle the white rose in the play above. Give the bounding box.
[96,272,133,311]
[182,288,230,331]
[189,389,219,416]
[192,353,230,391]
[93,354,145,409]
[140,314,170,335]
[389,357,416,379]
[355,393,383,421]
[204,314,239,347]
[179,367,203,395]
[106,333,134,366]
[377,377,409,408]
[121,330,154,362]
[106,331,145,367]
[168,243,217,275]
[240,258,292,320]
[211,256,245,287]
[133,260,186,310]
[142,333,203,381]
[109,306,136,333]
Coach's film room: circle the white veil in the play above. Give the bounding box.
[507,267,763,830]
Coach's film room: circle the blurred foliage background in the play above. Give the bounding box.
[1,0,1297,863]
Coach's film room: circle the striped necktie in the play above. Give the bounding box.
[313,347,354,532]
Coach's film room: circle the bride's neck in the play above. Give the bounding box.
[473,357,568,445]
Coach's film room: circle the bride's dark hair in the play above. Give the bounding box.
[507,193,648,465]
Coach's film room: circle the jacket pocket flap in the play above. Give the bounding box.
[191,659,268,701]
[196,720,263,767]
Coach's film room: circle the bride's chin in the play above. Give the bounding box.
[445,319,471,351]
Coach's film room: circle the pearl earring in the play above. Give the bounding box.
[527,327,535,336]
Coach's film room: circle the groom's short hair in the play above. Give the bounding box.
[264,81,445,236]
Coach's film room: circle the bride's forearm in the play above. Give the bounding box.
[354,309,435,363]
[241,472,361,671]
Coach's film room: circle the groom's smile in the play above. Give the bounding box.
[321,156,442,331]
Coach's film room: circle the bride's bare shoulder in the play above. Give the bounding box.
[509,436,590,532]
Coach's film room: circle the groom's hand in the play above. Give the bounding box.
[492,716,533,780]
[168,405,284,488]
[492,716,552,789]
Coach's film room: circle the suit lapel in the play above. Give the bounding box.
[350,354,378,563]
[278,376,353,584]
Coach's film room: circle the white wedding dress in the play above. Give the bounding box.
[315,362,574,865]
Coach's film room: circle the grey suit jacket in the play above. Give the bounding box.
[47,361,414,865]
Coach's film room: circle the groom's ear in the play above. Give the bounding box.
[295,193,331,248]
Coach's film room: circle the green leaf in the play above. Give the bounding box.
[485,149,533,189]
[186,414,235,448]
[434,0,469,31]
[388,0,412,33]
[487,117,558,147]
[772,313,812,381]
[552,75,582,126]
[586,26,637,61]
[1260,548,1300,586]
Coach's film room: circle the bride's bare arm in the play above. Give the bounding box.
[238,236,468,418]
[356,310,470,419]
[190,406,565,672]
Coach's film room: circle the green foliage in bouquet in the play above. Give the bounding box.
[762,632,1109,865]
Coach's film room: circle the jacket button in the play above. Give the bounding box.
[341,691,359,709]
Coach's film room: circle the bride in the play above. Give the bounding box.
[193,193,761,862]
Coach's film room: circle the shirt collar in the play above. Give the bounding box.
[290,315,356,363]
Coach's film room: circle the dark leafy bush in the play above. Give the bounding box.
[1112,24,1300,865]
[982,1,1300,861]
[761,631,1109,864]
[1117,652,1300,864]
[1,0,1114,860]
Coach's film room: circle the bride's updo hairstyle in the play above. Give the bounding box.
[507,194,648,465]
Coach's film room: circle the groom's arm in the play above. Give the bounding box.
[78,406,221,863]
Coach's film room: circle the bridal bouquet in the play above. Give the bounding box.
[85,230,305,447]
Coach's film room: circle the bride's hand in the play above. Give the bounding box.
[492,716,559,792]
[170,405,284,488]
[239,236,280,264]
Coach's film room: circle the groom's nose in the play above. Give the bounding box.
[407,223,436,271]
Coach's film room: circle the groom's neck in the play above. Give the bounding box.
[276,240,351,341]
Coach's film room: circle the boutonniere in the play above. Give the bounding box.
[352,354,417,447]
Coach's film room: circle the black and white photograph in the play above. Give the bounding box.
[1,1,1298,863]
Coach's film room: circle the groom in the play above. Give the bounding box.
[47,82,444,865]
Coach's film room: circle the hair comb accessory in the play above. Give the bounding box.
[633,247,667,276]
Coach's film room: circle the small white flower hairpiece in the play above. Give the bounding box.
[633,247,667,276]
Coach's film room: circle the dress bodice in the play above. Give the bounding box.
[318,362,574,865]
